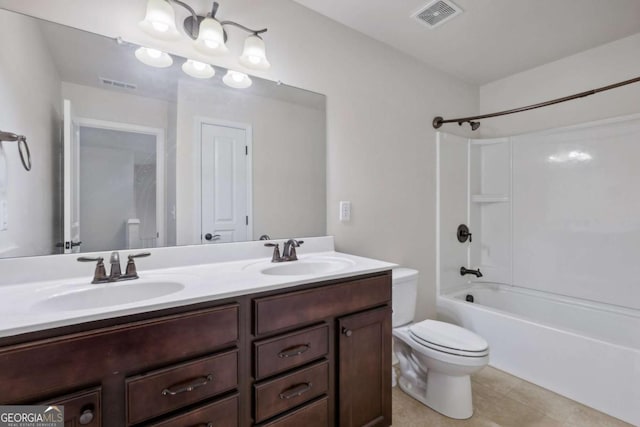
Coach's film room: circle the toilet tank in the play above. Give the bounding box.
[392,268,418,327]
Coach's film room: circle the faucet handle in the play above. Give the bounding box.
[124,252,151,278]
[264,242,282,263]
[128,252,151,260]
[77,256,108,284]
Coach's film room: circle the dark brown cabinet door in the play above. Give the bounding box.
[45,388,101,427]
[338,307,392,427]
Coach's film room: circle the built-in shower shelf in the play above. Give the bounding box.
[471,194,510,203]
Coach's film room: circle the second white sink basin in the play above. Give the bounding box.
[35,281,185,311]
[260,258,354,276]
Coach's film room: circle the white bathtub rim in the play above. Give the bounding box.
[447,282,640,321]
[437,294,640,353]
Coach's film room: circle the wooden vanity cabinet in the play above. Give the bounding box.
[0,270,392,427]
[250,273,392,426]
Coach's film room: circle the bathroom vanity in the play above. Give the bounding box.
[0,240,393,427]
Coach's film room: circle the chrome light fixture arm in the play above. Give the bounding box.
[167,0,268,40]
[219,20,268,37]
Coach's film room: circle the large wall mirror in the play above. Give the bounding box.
[0,8,326,258]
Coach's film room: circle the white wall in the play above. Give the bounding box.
[479,33,640,137]
[175,80,326,244]
[0,0,478,320]
[0,11,62,257]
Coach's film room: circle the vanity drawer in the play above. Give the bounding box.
[254,324,329,380]
[254,360,329,423]
[43,387,101,427]
[126,350,238,425]
[147,394,239,427]
[0,304,238,404]
[259,396,329,427]
[254,274,391,335]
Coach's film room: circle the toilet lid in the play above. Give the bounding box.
[409,320,489,354]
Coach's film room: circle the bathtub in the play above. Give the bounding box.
[437,283,640,426]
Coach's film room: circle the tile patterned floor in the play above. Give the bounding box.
[392,366,633,427]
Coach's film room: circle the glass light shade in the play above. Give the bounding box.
[222,70,252,89]
[195,17,228,55]
[138,0,181,40]
[182,59,215,79]
[239,35,271,70]
[135,47,173,68]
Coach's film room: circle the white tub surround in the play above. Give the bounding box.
[0,236,396,338]
[436,115,640,426]
[438,285,640,426]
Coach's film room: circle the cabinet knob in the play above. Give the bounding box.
[342,327,352,337]
[79,408,94,425]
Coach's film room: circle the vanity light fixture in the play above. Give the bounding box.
[139,0,181,40]
[223,70,252,89]
[182,59,216,79]
[139,0,271,71]
[239,34,270,70]
[135,46,173,68]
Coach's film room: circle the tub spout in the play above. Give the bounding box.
[460,266,483,278]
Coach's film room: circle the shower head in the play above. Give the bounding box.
[470,121,480,131]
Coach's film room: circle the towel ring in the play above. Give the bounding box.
[0,131,32,172]
[18,137,31,171]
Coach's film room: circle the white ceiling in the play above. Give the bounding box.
[292,0,640,84]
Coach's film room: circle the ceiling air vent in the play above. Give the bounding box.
[99,77,137,90]
[412,0,463,29]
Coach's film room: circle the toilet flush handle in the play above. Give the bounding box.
[342,327,352,337]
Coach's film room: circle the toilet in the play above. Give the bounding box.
[392,268,489,419]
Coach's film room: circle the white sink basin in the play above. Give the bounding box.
[260,258,354,276]
[35,281,185,311]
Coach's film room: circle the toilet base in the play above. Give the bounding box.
[398,371,474,420]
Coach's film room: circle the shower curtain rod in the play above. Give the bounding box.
[432,75,640,131]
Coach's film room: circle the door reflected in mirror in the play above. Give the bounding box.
[0,7,326,258]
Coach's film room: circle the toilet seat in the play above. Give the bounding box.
[409,320,489,357]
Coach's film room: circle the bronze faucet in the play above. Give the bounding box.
[264,239,304,263]
[282,239,304,261]
[78,252,151,284]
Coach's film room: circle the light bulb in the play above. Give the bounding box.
[195,17,228,55]
[182,59,215,79]
[135,47,173,68]
[222,70,252,89]
[139,0,180,40]
[151,21,169,32]
[239,35,270,70]
[204,40,219,49]
[147,48,162,59]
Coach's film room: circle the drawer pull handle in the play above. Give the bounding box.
[278,343,311,358]
[279,382,313,400]
[161,374,214,396]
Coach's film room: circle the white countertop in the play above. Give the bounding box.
[0,242,395,338]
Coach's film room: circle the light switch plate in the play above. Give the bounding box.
[339,201,351,222]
